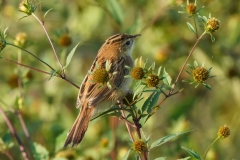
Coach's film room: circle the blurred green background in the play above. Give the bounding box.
[0,0,239,159]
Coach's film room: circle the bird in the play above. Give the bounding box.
[64,33,141,147]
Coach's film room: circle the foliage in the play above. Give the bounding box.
[0,0,238,160]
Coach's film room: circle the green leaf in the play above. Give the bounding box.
[134,58,138,66]
[150,130,194,150]
[90,107,126,121]
[155,157,167,160]
[55,130,68,152]
[122,149,132,160]
[125,65,132,70]
[157,66,162,76]
[152,62,155,71]
[194,61,198,68]
[163,68,172,86]
[178,11,186,14]
[186,22,196,33]
[107,0,124,25]
[208,67,213,73]
[185,70,191,75]
[202,83,212,90]
[182,79,192,83]
[141,91,161,113]
[49,70,58,80]
[63,42,80,70]
[31,142,49,160]
[211,34,215,42]
[44,8,53,18]
[147,91,161,114]
[181,146,201,160]
[178,157,191,160]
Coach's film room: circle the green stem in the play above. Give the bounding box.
[203,136,219,160]
[7,43,56,71]
[32,13,65,77]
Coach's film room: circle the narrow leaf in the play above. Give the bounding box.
[44,8,53,18]
[194,61,198,68]
[203,83,211,90]
[181,146,201,160]
[147,91,161,114]
[155,157,167,160]
[178,157,191,160]
[187,64,193,70]
[211,35,215,42]
[186,22,196,33]
[163,68,172,86]
[142,92,156,113]
[150,130,194,150]
[63,42,80,70]
[182,79,192,83]
[185,70,191,75]
[178,11,186,14]
[122,149,132,160]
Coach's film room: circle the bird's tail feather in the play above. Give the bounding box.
[64,106,94,147]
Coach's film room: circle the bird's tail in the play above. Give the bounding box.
[64,106,94,147]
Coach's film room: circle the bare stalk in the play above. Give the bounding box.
[2,57,80,89]
[32,13,65,77]
[170,31,206,93]
[0,106,30,160]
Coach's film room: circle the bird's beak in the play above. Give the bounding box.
[132,34,141,39]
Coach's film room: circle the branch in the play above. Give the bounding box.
[170,31,206,93]
[2,57,80,89]
[32,13,65,77]
[0,106,30,160]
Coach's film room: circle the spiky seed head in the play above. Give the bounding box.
[92,68,109,84]
[59,34,72,47]
[218,125,230,139]
[146,74,160,87]
[131,67,145,80]
[193,67,209,83]
[133,139,148,152]
[186,3,196,15]
[206,18,220,33]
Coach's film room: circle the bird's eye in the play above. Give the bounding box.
[125,40,131,46]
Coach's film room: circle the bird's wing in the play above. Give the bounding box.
[77,56,131,107]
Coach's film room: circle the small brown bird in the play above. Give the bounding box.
[64,33,140,147]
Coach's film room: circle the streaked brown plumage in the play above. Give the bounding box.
[64,33,140,147]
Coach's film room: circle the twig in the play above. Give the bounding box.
[5,151,14,160]
[32,13,65,77]
[17,110,30,139]
[2,57,51,75]
[170,31,206,93]
[6,43,55,71]
[0,106,30,160]
[2,57,80,89]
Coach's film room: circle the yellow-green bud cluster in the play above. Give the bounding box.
[218,125,230,139]
[186,3,196,15]
[59,34,72,47]
[193,67,209,83]
[19,0,35,15]
[206,18,220,33]
[93,68,109,84]
[101,138,109,148]
[14,32,27,47]
[131,67,145,80]
[133,139,147,152]
[146,74,160,87]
